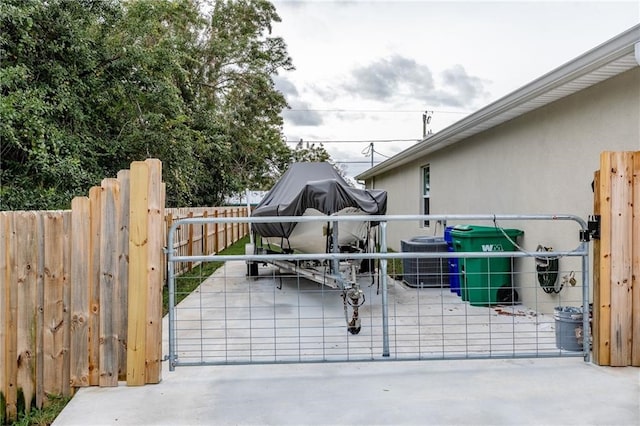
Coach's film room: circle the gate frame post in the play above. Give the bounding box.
[380,221,390,357]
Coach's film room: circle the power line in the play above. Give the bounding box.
[333,161,383,164]
[285,138,420,144]
[372,149,391,159]
[286,108,470,114]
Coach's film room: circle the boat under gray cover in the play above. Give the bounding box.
[251,162,387,238]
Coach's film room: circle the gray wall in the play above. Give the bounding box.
[371,67,640,312]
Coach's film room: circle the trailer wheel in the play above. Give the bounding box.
[248,262,259,277]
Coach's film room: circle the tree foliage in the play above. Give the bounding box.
[290,140,350,184]
[0,0,297,209]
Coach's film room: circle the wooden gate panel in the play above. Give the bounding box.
[594,151,639,366]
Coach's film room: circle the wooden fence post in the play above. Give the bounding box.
[214,210,219,254]
[70,197,90,388]
[187,211,194,271]
[633,153,640,366]
[117,170,130,381]
[594,151,638,366]
[609,152,633,366]
[125,159,165,385]
[243,207,249,236]
[203,210,209,255]
[62,211,72,397]
[145,159,164,384]
[224,209,229,250]
[165,212,173,280]
[16,212,38,413]
[592,170,602,364]
[0,212,7,424]
[0,213,6,424]
[2,213,17,421]
[34,213,44,408]
[595,153,612,365]
[127,162,149,386]
[88,186,102,386]
[99,179,120,386]
[42,211,68,397]
[234,208,238,243]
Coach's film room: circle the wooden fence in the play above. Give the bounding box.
[166,207,249,275]
[1,159,250,423]
[593,151,640,366]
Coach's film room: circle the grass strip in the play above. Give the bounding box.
[12,394,72,426]
[163,235,251,315]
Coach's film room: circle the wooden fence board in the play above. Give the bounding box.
[117,170,130,381]
[592,171,602,364]
[222,210,228,250]
[203,211,209,255]
[596,152,612,365]
[99,179,120,386]
[609,152,633,366]
[70,198,90,387]
[35,213,44,408]
[214,210,219,253]
[62,211,72,397]
[42,212,66,397]
[633,153,640,366]
[2,159,257,420]
[161,183,167,286]
[163,207,249,276]
[187,212,194,270]
[88,186,102,385]
[2,212,18,421]
[127,162,150,386]
[5,213,18,420]
[594,151,640,367]
[15,212,38,413]
[0,213,7,424]
[145,159,163,384]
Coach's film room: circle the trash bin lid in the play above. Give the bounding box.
[451,224,523,238]
[410,236,445,243]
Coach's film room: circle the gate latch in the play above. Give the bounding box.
[581,215,600,242]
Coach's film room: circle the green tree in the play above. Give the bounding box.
[290,140,331,163]
[1,0,295,209]
[288,140,349,184]
[189,0,294,202]
[0,0,122,209]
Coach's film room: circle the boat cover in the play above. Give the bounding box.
[252,162,387,238]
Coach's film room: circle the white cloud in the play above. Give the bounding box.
[271,0,640,179]
[344,55,436,101]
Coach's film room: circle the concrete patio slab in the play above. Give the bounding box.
[53,356,638,426]
[53,261,639,425]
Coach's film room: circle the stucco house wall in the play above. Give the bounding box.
[370,67,639,312]
[363,26,640,313]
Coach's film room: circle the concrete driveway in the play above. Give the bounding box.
[53,262,639,425]
[53,356,638,426]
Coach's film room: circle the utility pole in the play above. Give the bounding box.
[422,111,433,138]
[369,142,374,167]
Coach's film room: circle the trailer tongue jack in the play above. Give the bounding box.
[343,286,365,335]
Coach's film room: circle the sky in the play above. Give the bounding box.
[269,0,640,181]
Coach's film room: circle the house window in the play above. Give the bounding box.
[422,165,430,227]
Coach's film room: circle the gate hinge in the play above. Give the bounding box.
[581,215,600,242]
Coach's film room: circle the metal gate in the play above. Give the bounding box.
[166,214,591,370]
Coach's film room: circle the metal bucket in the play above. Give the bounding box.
[554,306,583,351]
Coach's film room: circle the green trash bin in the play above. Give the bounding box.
[451,225,523,306]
